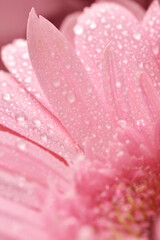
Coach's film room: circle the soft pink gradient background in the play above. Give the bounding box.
[0,0,153,68]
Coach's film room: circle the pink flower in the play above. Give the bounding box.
[0,0,160,239]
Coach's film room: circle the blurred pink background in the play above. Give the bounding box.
[0,0,153,69]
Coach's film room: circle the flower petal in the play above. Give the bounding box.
[0,70,78,164]
[74,2,160,96]
[0,131,72,188]
[143,0,160,68]
[60,12,80,47]
[1,39,51,112]
[27,9,112,158]
[0,131,74,239]
[97,0,145,20]
[102,46,155,134]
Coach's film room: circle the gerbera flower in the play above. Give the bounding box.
[0,0,160,239]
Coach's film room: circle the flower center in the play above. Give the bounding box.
[91,165,160,239]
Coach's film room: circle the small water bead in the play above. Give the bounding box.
[16,115,26,123]
[85,66,91,71]
[3,93,11,101]
[116,24,123,30]
[1,82,7,87]
[89,22,97,29]
[73,25,84,35]
[22,52,29,59]
[17,141,26,151]
[101,17,106,24]
[41,134,48,143]
[24,76,32,83]
[106,124,111,130]
[22,62,28,67]
[138,62,144,69]
[33,119,41,127]
[87,35,93,42]
[67,91,76,103]
[116,82,121,88]
[152,45,159,56]
[52,78,61,87]
[123,59,128,64]
[84,119,90,125]
[117,42,123,50]
[133,32,141,41]
[118,120,127,128]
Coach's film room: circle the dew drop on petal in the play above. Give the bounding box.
[33,119,41,127]
[133,32,141,40]
[3,93,11,101]
[89,22,97,29]
[116,82,121,88]
[152,45,159,56]
[73,25,84,35]
[16,115,26,123]
[17,141,26,151]
[116,24,123,30]
[67,91,76,103]
[41,134,48,142]
[118,120,127,128]
[52,78,61,87]
[24,76,32,83]
[87,35,93,42]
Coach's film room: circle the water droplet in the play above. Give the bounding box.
[116,82,121,88]
[41,134,48,142]
[133,32,141,40]
[3,93,10,101]
[16,115,26,123]
[33,119,41,127]
[17,141,26,151]
[118,120,127,128]
[1,82,7,87]
[73,25,84,35]
[89,22,97,29]
[123,59,128,64]
[87,35,93,42]
[76,153,85,162]
[84,119,90,125]
[85,66,91,71]
[116,24,123,30]
[152,45,159,56]
[67,91,75,103]
[24,76,31,83]
[106,124,111,130]
[117,42,123,50]
[22,53,29,59]
[53,78,61,87]
[138,62,143,68]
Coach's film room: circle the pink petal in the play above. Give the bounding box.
[150,214,160,240]
[0,131,72,189]
[97,0,145,20]
[74,2,160,96]
[1,39,51,112]
[0,131,74,239]
[102,46,155,135]
[139,72,160,118]
[143,0,160,68]
[0,71,78,164]
[60,12,80,47]
[0,212,49,240]
[27,9,112,158]
[0,131,73,212]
